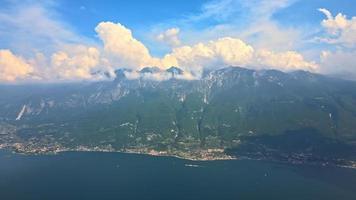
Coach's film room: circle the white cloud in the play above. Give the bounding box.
[0,49,33,82]
[240,0,295,19]
[315,9,356,79]
[320,50,356,79]
[0,2,90,55]
[0,1,107,82]
[163,37,254,75]
[157,28,181,47]
[319,8,349,34]
[239,21,302,51]
[253,50,318,72]
[50,45,102,80]
[0,0,324,82]
[237,0,303,51]
[51,21,318,81]
[162,37,316,75]
[95,22,157,69]
[0,21,317,82]
[165,0,304,54]
[20,45,110,82]
[318,8,356,47]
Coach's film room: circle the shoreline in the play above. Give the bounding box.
[0,145,236,161]
[68,149,237,162]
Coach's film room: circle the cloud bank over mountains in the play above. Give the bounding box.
[0,1,355,82]
[0,50,33,82]
[0,22,317,82]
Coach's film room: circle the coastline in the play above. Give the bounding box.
[0,144,236,161]
[1,144,356,170]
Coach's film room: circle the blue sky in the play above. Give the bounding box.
[58,0,207,33]
[56,0,355,44]
[0,0,356,82]
[55,0,355,31]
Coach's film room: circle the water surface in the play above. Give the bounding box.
[1,150,356,200]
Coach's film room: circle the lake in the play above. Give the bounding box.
[1,150,356,200]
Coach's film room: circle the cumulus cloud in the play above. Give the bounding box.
[0,1,105,82]
[0,50,34,82]
[0,0,327,83]
[318,8,356,47]
[162,37,254,75]
[319,8,349,34]
[95,22,157,69]
[157,28,181,47]
[17,45,110,82]
[0,21,317,82]
[50,45,102,80]
[161,37,317,76]
[5,1,356,83]
[253,50,318,71]
[315,8,356,79]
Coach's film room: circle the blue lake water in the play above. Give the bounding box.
[1,150,356,200]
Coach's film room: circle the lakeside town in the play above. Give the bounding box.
[1,139,356,170]
[0,139,235,161]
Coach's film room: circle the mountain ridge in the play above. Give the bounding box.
[1,66,356,164]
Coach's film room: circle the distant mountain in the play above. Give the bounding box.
[139,66,161,74]
[1,66,356,164]
[166,66,184,78]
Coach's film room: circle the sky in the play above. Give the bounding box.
[0,0,356,82]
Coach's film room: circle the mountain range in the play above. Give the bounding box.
[1,66,356,164]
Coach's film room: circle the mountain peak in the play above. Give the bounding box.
[166,66,184,78]
[140,67,161,74]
